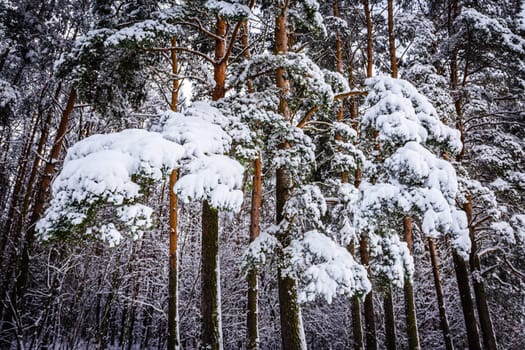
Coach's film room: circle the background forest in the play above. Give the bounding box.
[0,0,524,349]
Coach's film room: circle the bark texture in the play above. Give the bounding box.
[384,283,397,350]
[201,201,221,350]
[428,238,454,350]
[452,251,482,350]
[168,35,180,350]
[464,196,498,350]
[403,217,420,350]
[360,236,377,350]
[247,154,262,350]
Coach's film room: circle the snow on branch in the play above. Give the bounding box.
[37,102,244,246]
[363,76,462,153]
[284,230,371,304]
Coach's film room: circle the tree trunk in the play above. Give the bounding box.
[464,195,498,350]
[428,237,454,350]
[360,236,377,350]
[387,0,398,79]
[360,3,377,348]
[168,170,180,350]
[452,251,482,350]
[384,283,397,350]
[201,201,222,350]
[247,154,262,350]
[362,0,373,78]
[241,13,261,349]
[212,17,228,102]
[448,0,465,160]
[403,217,420,350]
[199,14,229,350]
[168,35,181,350]
[351,294,364,350]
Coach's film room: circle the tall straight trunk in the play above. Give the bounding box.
[403,217,420,350]
[452,251,482,350]
[168,36,181,350]
[360,236,377,350]
[212,17,227,102]
[351,292,364,350]
[274,2,306,349]
[464,196,498,350]
[448,0,465,160]
[200,15,228,350]
[349,94,364,350]
[361,2,377,349]
[387,0,398,78]
[384,283,397,350]
[247,154,262,350]
[428,237,454,350]
[201,201,221,350]
[241,13,261,349]
[362,0,373,78]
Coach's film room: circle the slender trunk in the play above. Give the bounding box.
[351,294,364,350]
[212,17,227,102]
[247,154,262,350]
[168,36,181,350]
[452,251,482,350]
[362,0,373,78]
[241,13,261,349]
[403,217,420,350]
[384,283,397,350]
[361,2,376,348]
[428,238,454,350]
[168,171,180,350]
[360,236,377,350]
[464,196,498,350]
[387,0,398,78]
[201,201,221,350]
[448,0,465,160]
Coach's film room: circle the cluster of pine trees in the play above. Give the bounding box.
[0,0,524,349]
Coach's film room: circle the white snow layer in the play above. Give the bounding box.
[285,230,371,304]
[37,102,244,244]
[360,76,470,257]
[364,76,462,153]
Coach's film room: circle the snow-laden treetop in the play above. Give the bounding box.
[37,102,244,246]
[359,76,470,258]
[363,76,462,154]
